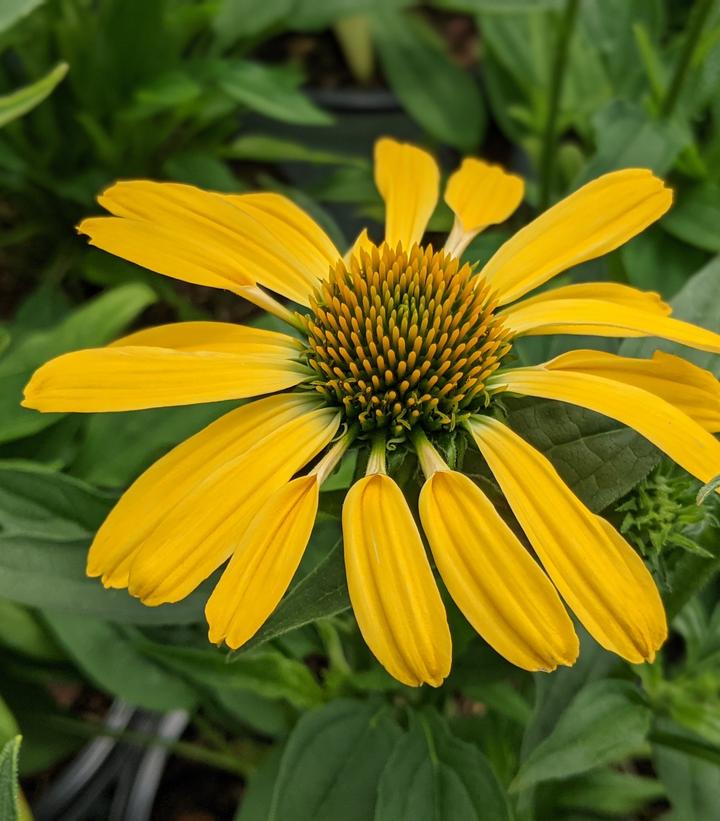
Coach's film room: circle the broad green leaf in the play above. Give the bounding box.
[236,745,285,821]
[555,769,665,816]
[288,0,411,29]
[0,63,67,129]
[621,227,707,297]
[662,183,720,252]
[0,697,19,746]
[217,61,331,125]
[70,402,236,488]
[501,397,660,513]
[0,0,45,32]
[269,700,401,821]
[138,643,323,709]
[512,681,651,791]
[579,99,687,181]
[0,599,64,662]
[0,737,21,821]
[620,254,720,376]
[224,134,366,167]
[376,709,511,821]
[213,0,295,44]
[0,461,112,539]
[0,534,205,624]
[244,539,350,651]
[0,283,156,444]
[372,11,485,151]
[43,614,198,711]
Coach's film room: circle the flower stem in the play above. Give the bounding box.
[366,431,387,475]
[660,0,715,118]
[410,428,448,478]
[538,0,579,211]
[311,425,358,485]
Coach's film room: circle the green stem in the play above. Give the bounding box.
[538,0,579,211]
[650,730,720,767]
[41,713,254,777]
[660,0,715,118]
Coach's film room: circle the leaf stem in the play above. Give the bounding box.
[660,0,715,118]
[538,0,579,210]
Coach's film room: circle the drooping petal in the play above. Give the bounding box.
[468,416,667,663]
[444,159,524,256]
[112,321,302,353]
[419,470,578,671]
[480,169,672,305]
[544,349,720,433]
[86,394,337,596]
[343,473,451,687]
[374,138,440,250]
[80,181,339,305]
[496,364,720,494]
[206,475,319,648]
[22,342,308,412]
[501,298,720,352]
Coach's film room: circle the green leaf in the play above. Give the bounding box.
[235,745,285,821]
[620,254,720,377]
[372,11,485,151]
[43,615,198,711]
[0,736,21,821]
[512,681,651,791]
[288,0,411,29]
[217,61,331,125]
[662,184,720,253]
[0,283,156,444]
[376,709,511,821]
[213,0,295,44]
[0,461,112,539]
[243,539,350,651]
[0,63,68,129]
[502,396,660,513]
[579,99,687,181]
[224,134,366,167]
[621,226,707,297]
[269,700,401,821]
[0,697,19,746]
[139,643,323,710]
[555,769,665,816]
[0,0,45,32]
[0,534,205,624]
[0,599,64,662]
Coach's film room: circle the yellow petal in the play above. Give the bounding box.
[545,349,720,433]
[343,474,451,687]
[22,344,307,412]
[344,227,376,265]
[511,282,670,315]
[206,475,319,648]
[87,394,332,590]
[419,470,578,671]
[127,405,339,605]
[501,297,720,352]
[112,321,301,354]
[480,169,672,305]
[497,364,720,492]
[444,158,524,256]
[81,181,338,305]
[374,138,440,250]
[468,416,667,663]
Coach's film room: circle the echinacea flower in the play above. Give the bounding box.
[23,138,720,687]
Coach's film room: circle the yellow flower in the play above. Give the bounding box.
[23,138,720,687]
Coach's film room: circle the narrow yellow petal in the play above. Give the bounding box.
[22,345,307,412]
[497,364,720,493]
[419,470,578,671]
[501,298,720,353]
[206,475,319,648]
[86,394,331,589]
[82,181,337,305]
[468,416,667,663]
[343,227,376,265]
[444,158,524,257]
[511,282,670,315]
[545,349,720,433]
[343,474,451,687]
[127,406,340,605]
[112,321,301,354]
[480,169,672,305]
[374,138,440,250]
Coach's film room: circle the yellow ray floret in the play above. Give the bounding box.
[206,475,319,648]
[343,473,452,687]
[481,169,672,305]
[419,469,579,671]
[468,416,667,663]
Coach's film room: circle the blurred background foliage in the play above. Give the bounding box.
[1,0,720,819]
